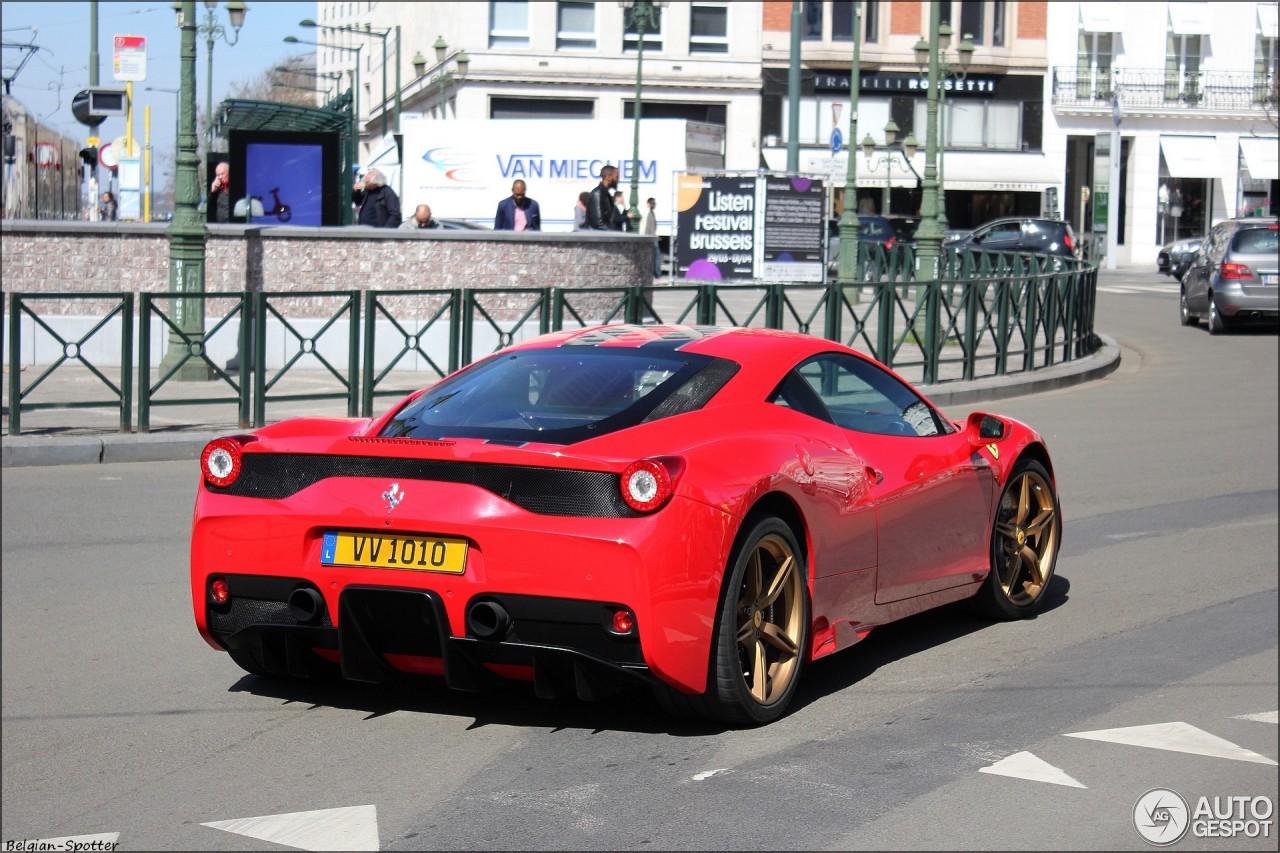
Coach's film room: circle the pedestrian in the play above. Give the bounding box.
[493,179,541,231]
[572,191,589,231]
[613,190,630,231]
[400,204,441,230]
[353,168,402,228]
[99,191,118,222]
[209,161,231,222]
[586,165,620,230]
[642,196,662,277]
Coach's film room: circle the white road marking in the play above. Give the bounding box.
[693,768,730,781]
[7,833,120,850]
[1065,722,1278,765]
[1098,286,1179,295]
[978,751,1087,788]
[1234,710,1279,724]
[202,804,379,851]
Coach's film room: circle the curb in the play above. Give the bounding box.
[1,337,1122,468]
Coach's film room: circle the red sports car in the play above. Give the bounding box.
[191,324,1061,725]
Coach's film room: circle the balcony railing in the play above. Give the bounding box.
[1052,66,1275,113]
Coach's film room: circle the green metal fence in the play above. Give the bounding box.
[5,249,1099,435]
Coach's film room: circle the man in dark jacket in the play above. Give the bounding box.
[586,165,620,230]
[493,180,541,231]
[353,169,402,227]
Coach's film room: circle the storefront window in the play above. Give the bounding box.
[914,99,1021,150]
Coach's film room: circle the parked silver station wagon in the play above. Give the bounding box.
[1179,217,1279,335]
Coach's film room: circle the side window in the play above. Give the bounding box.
[791,353,948,437]
[974,221,1021,246]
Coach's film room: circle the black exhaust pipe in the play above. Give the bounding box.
[288,587,325,624]
[467,600,511,640]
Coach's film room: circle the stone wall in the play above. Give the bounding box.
[1,221,653,314]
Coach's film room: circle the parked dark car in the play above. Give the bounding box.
[944,217,1078,259]
[1157,235,1205,280]
[827,215,921,276]
[1179,217,1279,334]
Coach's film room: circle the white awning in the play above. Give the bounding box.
[1079,3,1121,33]
[1161,136,1223,178]
[1168,2,1211,35]
[1260,3,1279,38]
[761,148,1059,193]
[1240,137,1279,181]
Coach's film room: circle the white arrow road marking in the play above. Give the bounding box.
[11,833,120,849]
[978,751,1086,788]
[693,768,730,781]
[1065,722,1278,765]
[1234,711,1279,724]
[202,804,379,851]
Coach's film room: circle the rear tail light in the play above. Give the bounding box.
[885,237,897,250]
[620,459,674,513]
[210,577,229,605]
[201,437,243,488]
[1221,262,1252,280]
[1064,232,1075,254]
[610,608,636,635]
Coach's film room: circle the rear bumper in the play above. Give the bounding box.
[1212,283,1279,319]
[211,583,655,700]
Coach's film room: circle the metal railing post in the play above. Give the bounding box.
[120,293,134,433]
[361,290,376,417]
[138,293,152,432]
[347,291,361,417]
[252,291,267,427]
[8,294,21,436]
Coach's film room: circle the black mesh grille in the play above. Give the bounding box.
[208,596,333,638]
[211,454,639,517]
[644,359,739,422]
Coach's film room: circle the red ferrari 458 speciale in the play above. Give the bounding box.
[191,324,1061,724]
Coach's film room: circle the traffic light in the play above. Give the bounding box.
[71,88,129,128]
[79,147,99,168]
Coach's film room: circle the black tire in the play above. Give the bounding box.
[1208,297,1231,335]
[1179,287,1198,327]
[973,459,1061,621]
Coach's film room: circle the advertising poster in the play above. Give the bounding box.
[244,142,325,226]
[675,174,756,281]
[762,176,825,282]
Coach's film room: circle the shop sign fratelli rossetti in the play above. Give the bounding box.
[814,71,1002,96]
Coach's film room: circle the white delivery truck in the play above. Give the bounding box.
[397,118,722,234]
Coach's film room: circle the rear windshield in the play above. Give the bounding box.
[1233,227,1279,254]
[380,348,737,444]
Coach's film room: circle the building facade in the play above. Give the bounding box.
[1045,1,1278,265]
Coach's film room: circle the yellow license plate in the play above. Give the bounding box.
[321,531,468,574]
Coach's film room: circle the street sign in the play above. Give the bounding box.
[113,35,147,82]
[830,128,843,156]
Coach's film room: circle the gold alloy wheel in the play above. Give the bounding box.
[734,533,804,705]
[993,469,1059,606]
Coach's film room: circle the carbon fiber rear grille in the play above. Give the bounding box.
[208,596,334,638]
[210,454,640,517]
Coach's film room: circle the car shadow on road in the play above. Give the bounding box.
[790,574,1072,716]
[226,574,1069,734]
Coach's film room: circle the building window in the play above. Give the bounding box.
[959,1,983,44]
[832,2,854,41]
[913,99,1022,150]
[690,3,729,54]
[864,1,880,43]
[781,96,891,147]
[1076,31,1114,100]
[1256,34,1278,104]
[490,97,594,118]
[939,1,953,28]
[992,1,1006,47]
[802,1,824,41]
[623,3,664,52]
[557,2,596,51]
[490,1,530,49]
[1165,33,1203,102]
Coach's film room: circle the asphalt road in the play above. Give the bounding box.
[2,268,1276,851]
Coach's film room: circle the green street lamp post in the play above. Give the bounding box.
[301,19,401,136]
[620,1,666,231]
[835,1,863,291]
[416,38,471,120]
[162,1,211,381]
[284,36,361,173]
[859,121,917,214]
[190,0,248,154]
[914,23,973,232]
